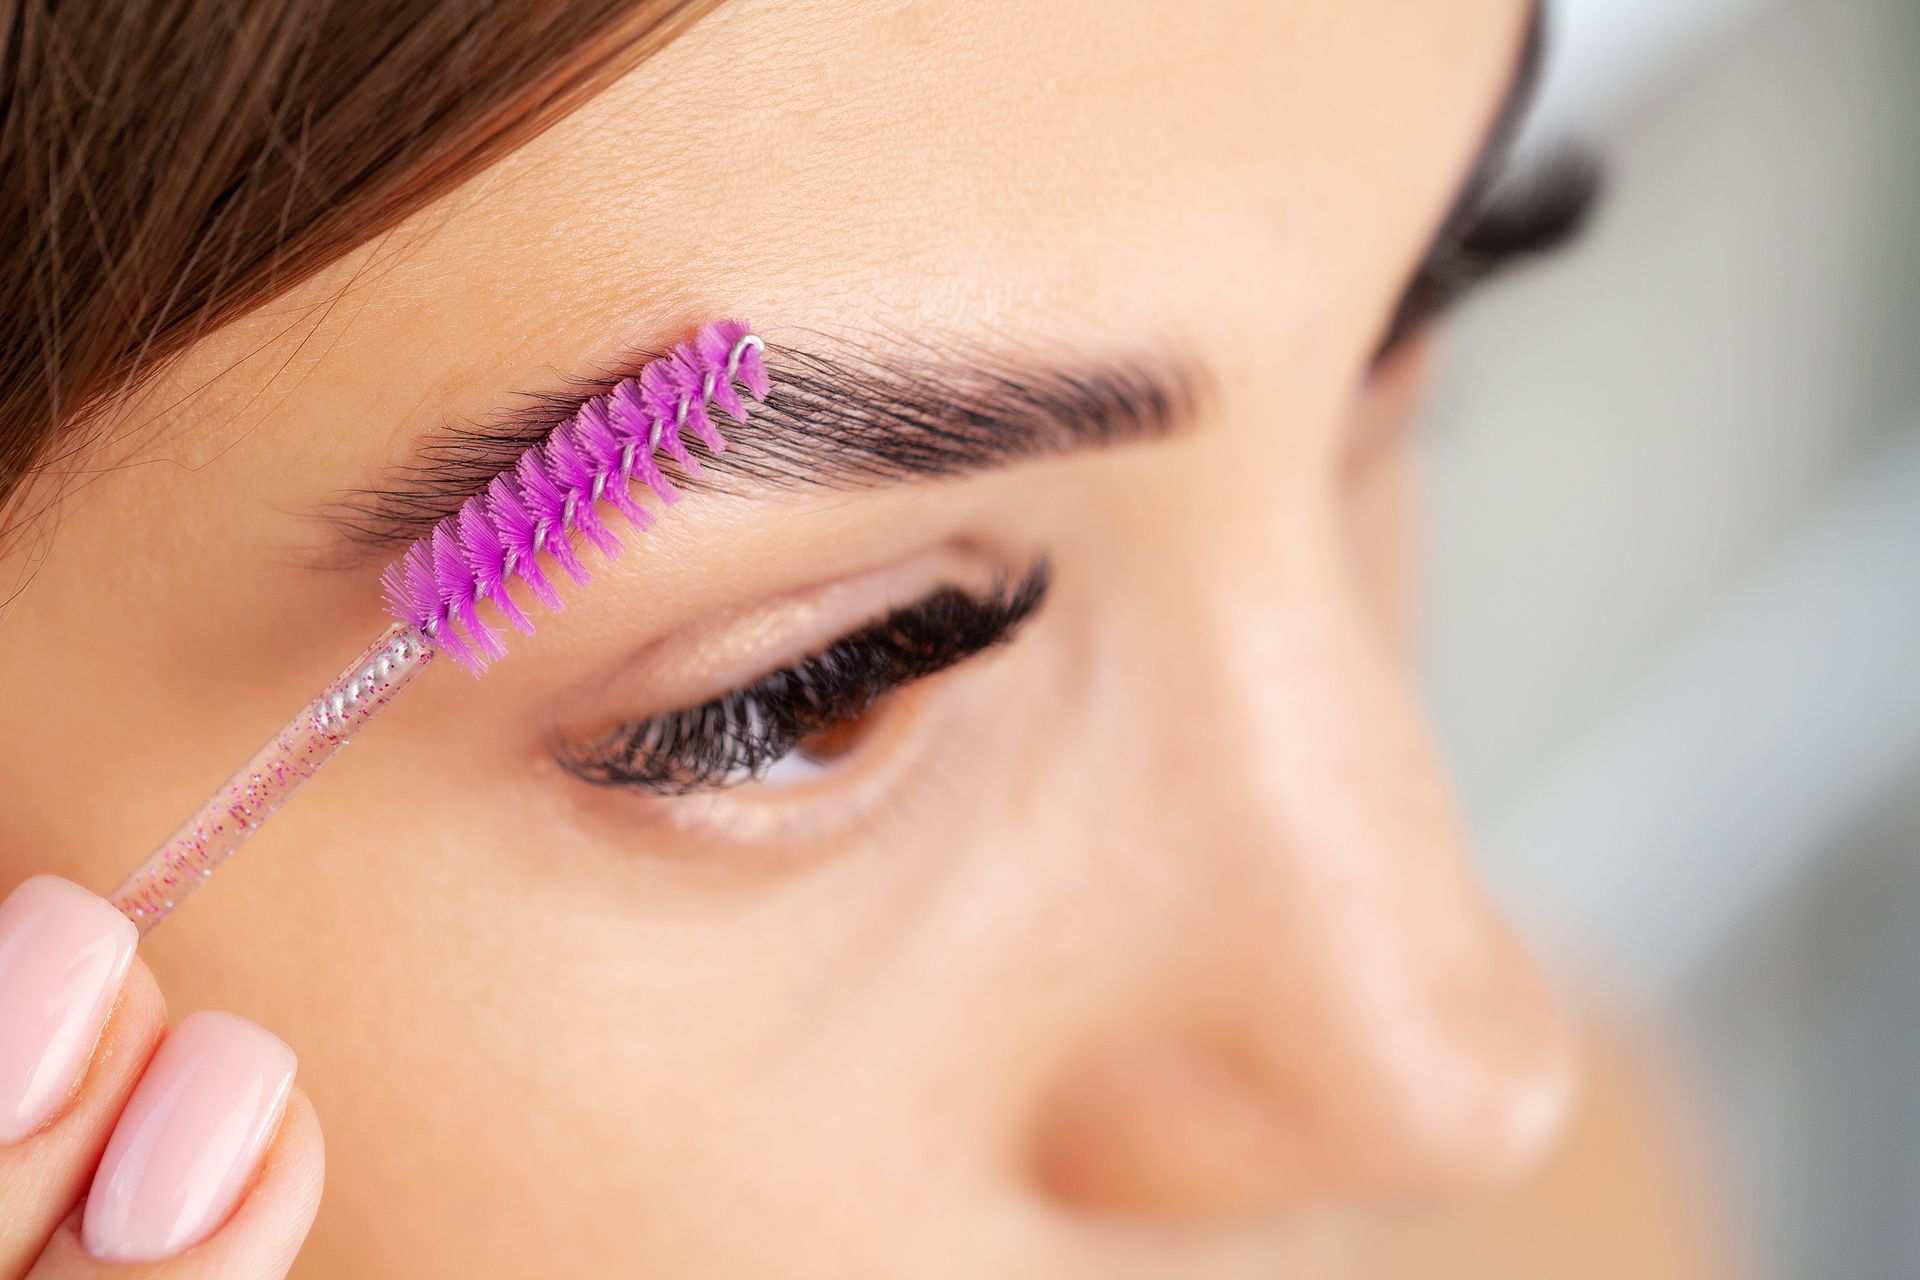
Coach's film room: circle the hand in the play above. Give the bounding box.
[0,877,322,1278]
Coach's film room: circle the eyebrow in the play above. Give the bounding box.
[317,336,1204,559]
[319,5,1549,562]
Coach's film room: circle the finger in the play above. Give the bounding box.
[29,1021,322,1280]
[31,1087,322,1280]
[0,876,164,1275]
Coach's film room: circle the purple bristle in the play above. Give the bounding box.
[512,451,591,587]
[572,397,654,530]
[663,350,726,454]
[456,495,533,634]
[380,543,435,632]
[484,474,563,614]
[610,381,677,505]
[381,321,766,673]
[638,359,703,479]
[722,319,769,402]
[432,525,504,661]
[543,425,623,558]
[394,540,477,670]
[693,321,749,422]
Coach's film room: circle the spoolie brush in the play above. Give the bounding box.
[107,319,769,933]
[380,319,766,672]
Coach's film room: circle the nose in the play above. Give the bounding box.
[1024,543,1578,1224]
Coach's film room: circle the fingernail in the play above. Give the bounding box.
[0,875,137,1144]
[82,1010,296,1263]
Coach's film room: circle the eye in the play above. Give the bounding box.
[755,706,889,788]
[1377,149,1602,360]
[554,563,1051,796]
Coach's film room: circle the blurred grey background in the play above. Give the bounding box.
[1421,0,1920,1275]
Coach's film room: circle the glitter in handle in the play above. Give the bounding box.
[109,623,436,935]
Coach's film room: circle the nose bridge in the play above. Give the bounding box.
[1070,527,1576,1199]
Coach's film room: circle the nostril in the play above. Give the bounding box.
[1026,1037,1309,1224]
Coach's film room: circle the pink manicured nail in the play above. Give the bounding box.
[0,875,137,1144]
[82,1010,295,1263]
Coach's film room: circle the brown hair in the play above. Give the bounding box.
[0,0,718,540]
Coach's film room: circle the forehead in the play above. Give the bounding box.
[101,0,1524,549]
[282,0,1520,427]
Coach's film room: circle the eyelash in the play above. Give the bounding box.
[555,563,1052,796]
[1379,150,1602,359]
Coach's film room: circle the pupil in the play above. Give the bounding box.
[794,708,880,766]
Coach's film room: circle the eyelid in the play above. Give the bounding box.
[554,562,1051,796]
[552,541,1025,738]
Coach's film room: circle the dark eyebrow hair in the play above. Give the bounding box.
[315,335,1204,559]
[318,4,1554,563]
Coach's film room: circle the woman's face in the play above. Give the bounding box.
[0,0,1575,1273]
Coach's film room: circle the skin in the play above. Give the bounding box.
[0,0,1724,1275]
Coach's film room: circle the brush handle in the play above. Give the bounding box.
[108,623,436,935]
